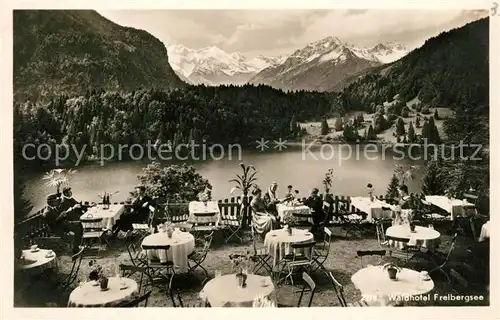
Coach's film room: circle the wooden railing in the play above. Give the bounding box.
[15,194,403,246]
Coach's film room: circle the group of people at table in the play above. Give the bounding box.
[17,180,487,308]
[38,185,155,254]
[250,182,417,236]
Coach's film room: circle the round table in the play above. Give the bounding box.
[141,231,195,273]
[264,228,314,266]
[352,266,434,299]
[200,274,274,307]
[386,225,441,249]
[18,249,57,273]
[68,277,138,307]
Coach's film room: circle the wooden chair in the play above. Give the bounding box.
[131,206,156,243]
[119,264,148,294]
[356,249,386,268]
[55,246,85,289]
[191,212,219,239]
[297,272,316,307]
[311,227,332,271]
[220,203,244,243]
[326,271,392,307]
[277,241,316,287]
[375,221,389,247]
[250,226,272,275]
[126,239,148,267]
[429,233,457,283]
[141,244,175,283]
[188,232,213,283]
[81,217,108,257]
[118,291,152,307]
[385,235,417,263]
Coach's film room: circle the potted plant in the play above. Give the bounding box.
[88,260,109,290]
[383,263,401,280]
[229,163,258,227]
[322,168,334,194]
[282,214,297,235]
[229,252,249,287]
[42,168,77,195]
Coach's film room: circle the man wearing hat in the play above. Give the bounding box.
[42,193,83,253]
[59,186,84,221]
[110,185,154,238]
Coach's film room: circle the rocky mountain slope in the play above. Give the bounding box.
[248,37,408,92]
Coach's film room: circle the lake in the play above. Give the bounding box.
[23,143,423,213]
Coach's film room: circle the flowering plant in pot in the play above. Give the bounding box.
[282,214,298,235]
[383,263,402,280]
[88,260,110,289]
[229,252,249,287]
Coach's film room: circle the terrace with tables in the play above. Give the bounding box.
[14,191,490,308]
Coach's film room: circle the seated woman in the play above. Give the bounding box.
[303,188,326,233]
[251,188,278,236]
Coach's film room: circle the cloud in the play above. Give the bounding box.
[99,9,488,57]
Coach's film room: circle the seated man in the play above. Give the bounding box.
[59,186,84,221]
[263,182,284,217]
[111,186,154,237]
[303,188,326,234]
[42,194,83,253]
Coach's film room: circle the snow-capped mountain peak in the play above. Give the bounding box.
[167,44,286,85]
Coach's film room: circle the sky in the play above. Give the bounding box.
[98,9,488,58]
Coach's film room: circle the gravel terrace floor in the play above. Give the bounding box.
[14,223,489,308]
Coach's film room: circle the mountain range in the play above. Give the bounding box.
[167,44,286,85]
[14,10,184,101]
[167,38,408,91]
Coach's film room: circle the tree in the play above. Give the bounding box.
[421,119,430,142]
[334,117,343,131]
[407,121,416,143]
[433,109,440,120]
[320,118,329,135]
[342,122,358,142]
[396,118,406,136]
[137,162,211,202]
[289,114,298,133]
[366,124,377,140]
[415,116,421,128]
[421,161,446,195]
[386,174,400,200]
[401,106,410,118]
[428,117,441,144]
[373,107,388,133]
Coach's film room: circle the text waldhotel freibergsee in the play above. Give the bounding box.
[21,138,484,166]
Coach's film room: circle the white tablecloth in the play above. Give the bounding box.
[264,228,314,266]
[141,231,195,273]
[478,221,490,242]
[276,204,311,221]
[352,266,434,298]
[81,205,125,229]
[425,196,475,220]
[350,197,393,222]
[18,249,57,272]
[188,201,220,224]
[200,274,274,307]
[386,225,440,248]
[68,277,138,307]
